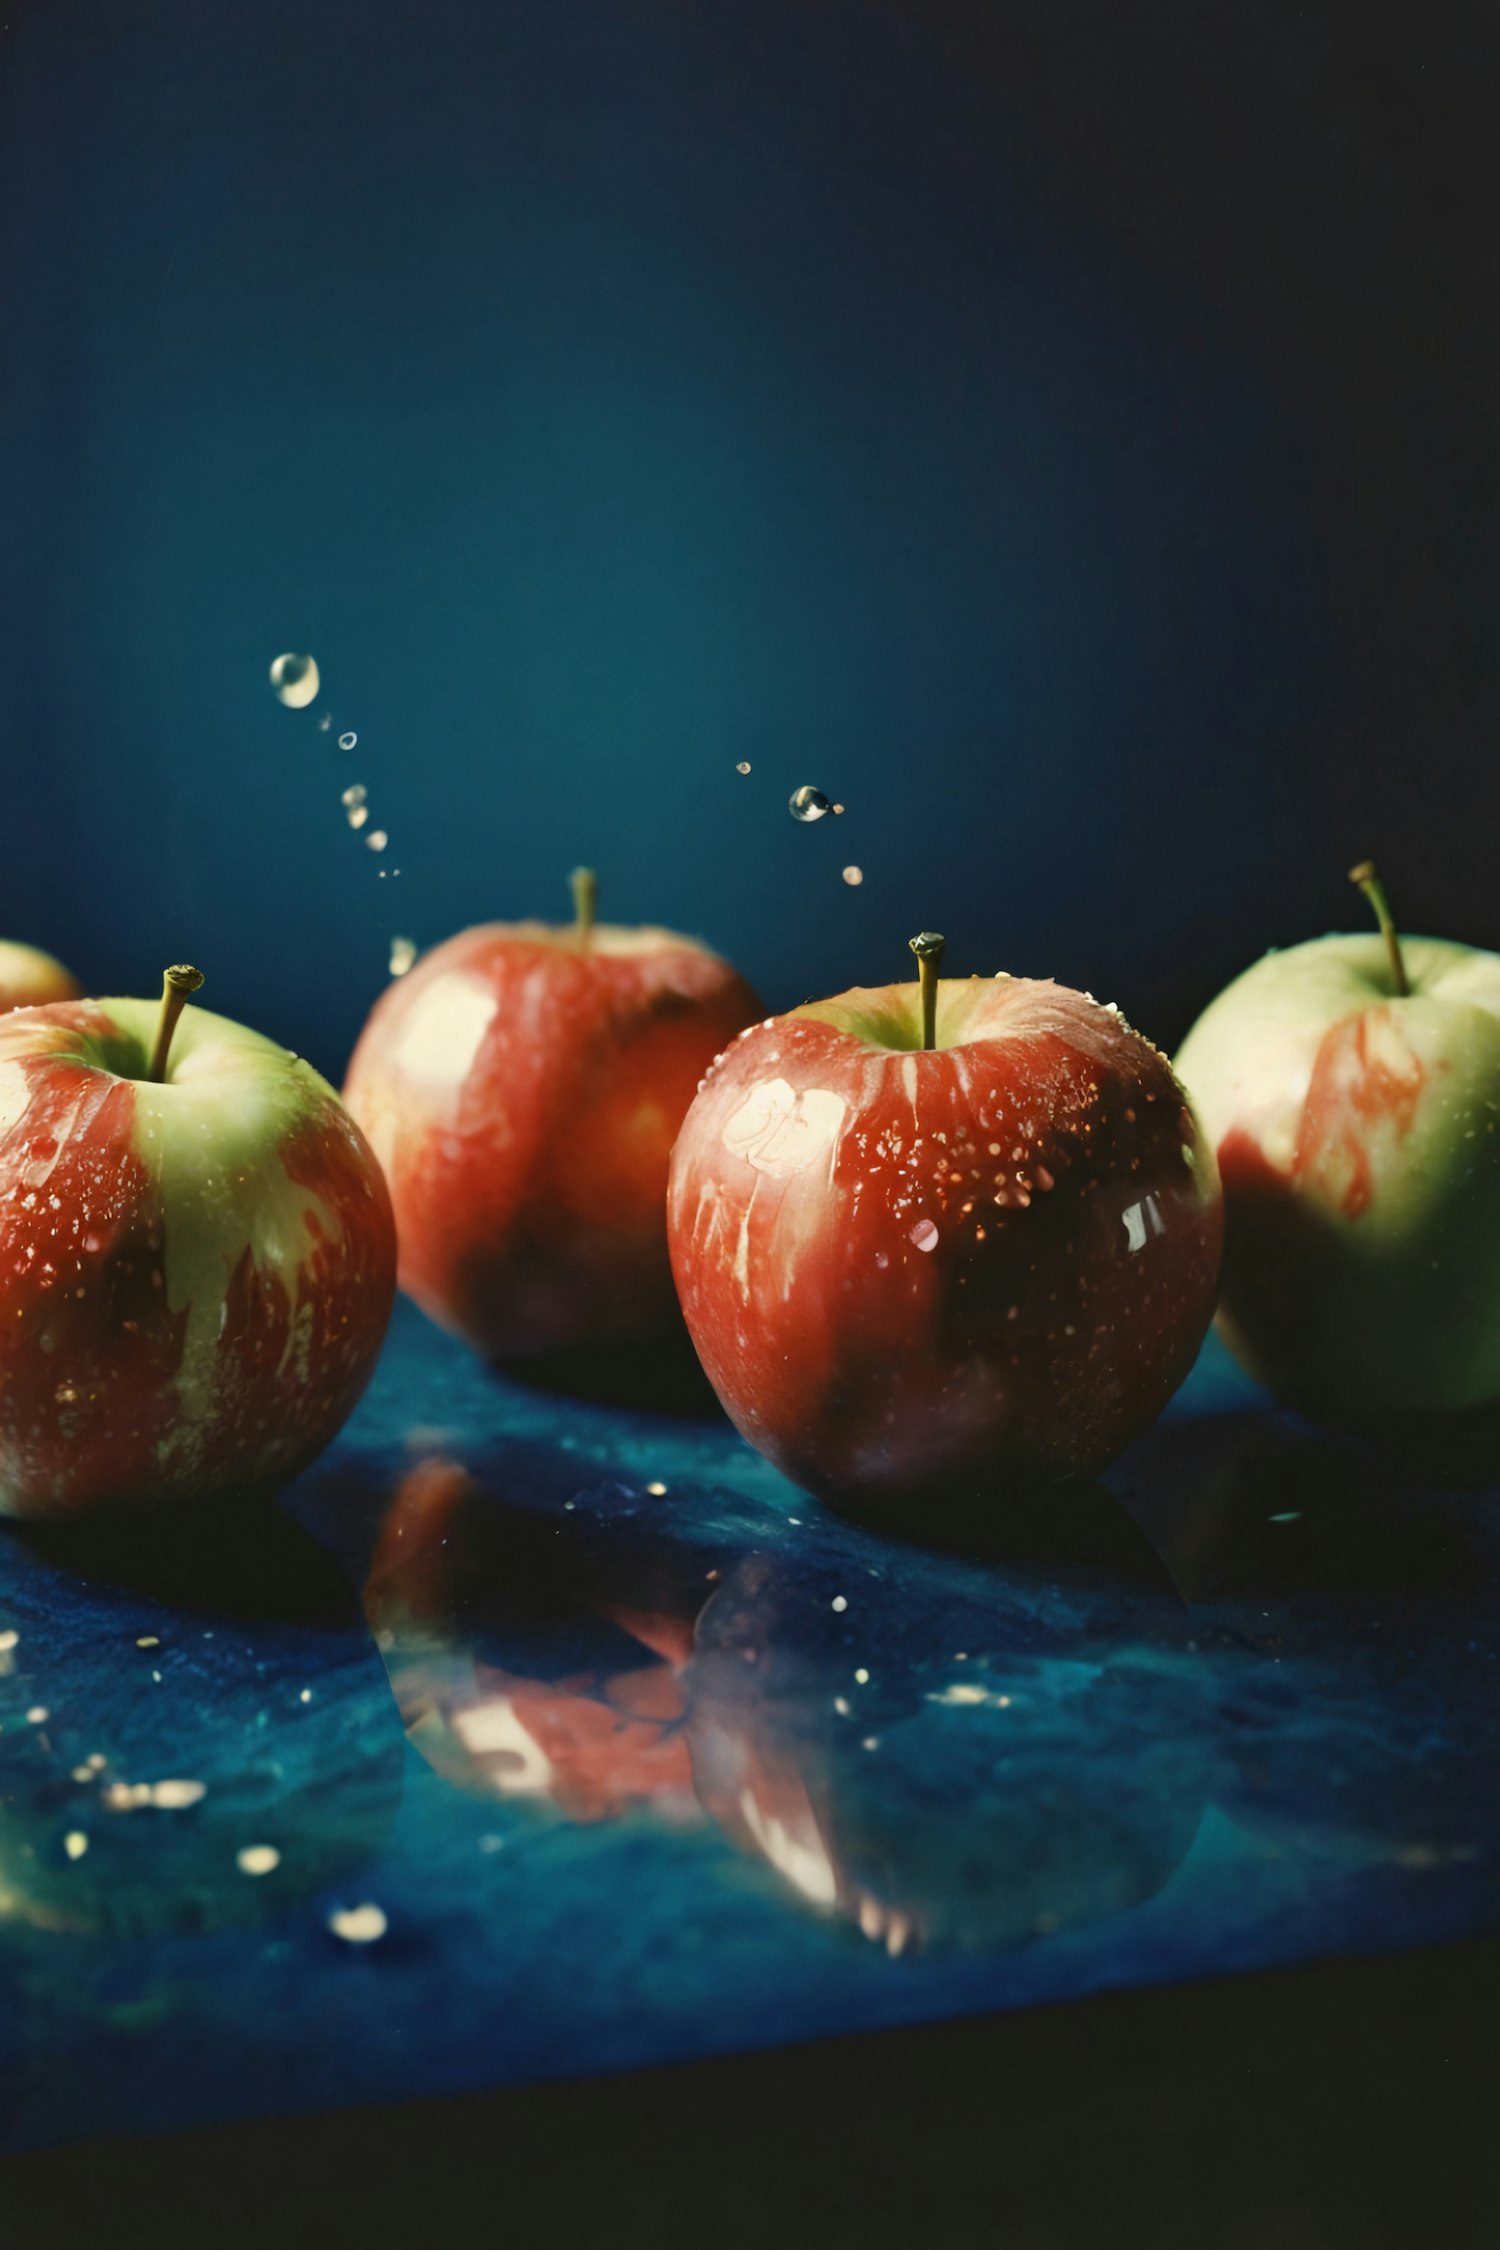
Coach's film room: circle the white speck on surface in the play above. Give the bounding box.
[329,1903,388,1945]
[150,1779,206,1809]
[237,1845,281,1877]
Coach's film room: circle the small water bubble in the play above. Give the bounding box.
[318,715,332,732]
[388,936,418,978]
[338,731,358,751]
[269,653,319,708]
[237,1844,281,1877]
[789,785,832,823]
[341,784,366,808]
[366,829,388,852]
[347,805,369,830]
[736,761,752,775]
[64,1831,89,1861]
[842,866,863,886]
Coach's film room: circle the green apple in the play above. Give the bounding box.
[1175,864,1500,1420]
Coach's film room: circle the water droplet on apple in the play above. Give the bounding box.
[388,936,418,978]
[269,652,319,708]
[842,866,863,886]
[338,731,358,751]
[909,1218,939,1253]
[789,785,832,822]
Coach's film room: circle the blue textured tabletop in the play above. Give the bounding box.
[2,1302,1497,2155]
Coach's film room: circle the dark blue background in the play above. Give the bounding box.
[2,0,1495,1081]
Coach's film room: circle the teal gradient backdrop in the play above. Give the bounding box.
[2,0,1495,1081]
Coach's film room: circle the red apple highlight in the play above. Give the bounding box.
[0,939,81,1016]
[668,940,1222,1522]
[0,969,396,1520]
[343,873,762,1362]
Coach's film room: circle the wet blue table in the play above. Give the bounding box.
[2,1302,1496,2155]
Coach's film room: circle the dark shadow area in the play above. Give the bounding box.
[823,1470,1179,1594]
[1111,1412,1482,1601]
[7,1492,363,1629]
[493,1323,725,1418]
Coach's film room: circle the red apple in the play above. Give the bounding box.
[343,871,762,1362]
[0,939,81,1016]
[0,967,396,1520]
[667,934,1223,1523]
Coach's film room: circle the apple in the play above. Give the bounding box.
[343,870,762,1363]
[1174,862,1500,1423]
[0,966,397,1520]
[667,932,1223,1524]
[0,939,80,1016]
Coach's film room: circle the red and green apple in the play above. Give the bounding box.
[0,939,80,1017]
[667,933,1223,1524]
[344,871,762,1362]
[1174,862,1500,1422]
[0,967,397,1519]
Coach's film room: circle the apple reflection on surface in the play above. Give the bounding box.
[365,1461,1208,1954]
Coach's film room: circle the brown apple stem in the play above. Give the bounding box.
[908,931,945,1050]
[1348,861,1410,997]
[570,866,598,950]
[148,965,205,1083]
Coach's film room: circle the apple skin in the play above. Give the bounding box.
[667,974,1223,1521]
[0,995,397,1520]
[343,919,762,1362]
[1174,933,1500,1422]
[0,940,80,1016]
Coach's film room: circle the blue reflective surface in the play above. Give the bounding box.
[2,1303,1497,2154]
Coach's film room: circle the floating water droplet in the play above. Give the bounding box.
[910,1218,939,1253]
[736,761,752,775]
[388,936,418,978]
[341,784,366,808]
[347,805,368,830]
[237,1844,281,1877]
[318,715,332,732]
[269,653,319,708]
[842,866,863,886]
[789,785,832,822]
[64,1831,89,1861]
[338,731,357,751]
[366,829,388,852]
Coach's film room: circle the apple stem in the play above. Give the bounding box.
[1348,861,1410,998]
[908,931,945,1050]
[147,965,205,1084]
[570,866,597,950]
